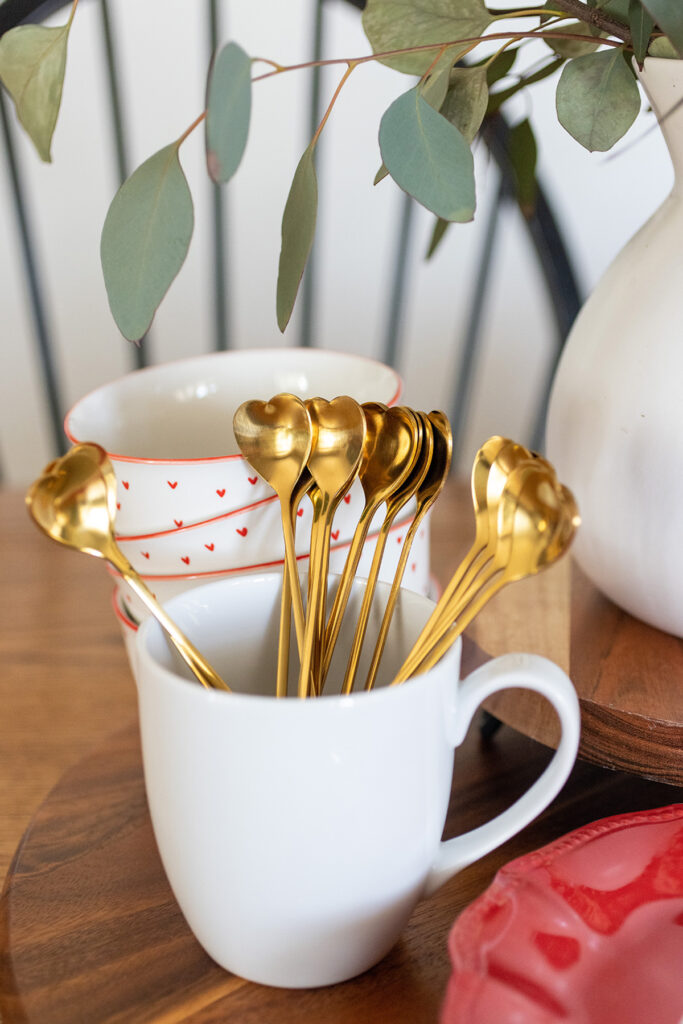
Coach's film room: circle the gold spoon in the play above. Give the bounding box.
[393,465,579,683]
[401,436,534,676]
[319,402,420,687]
[339,409,433,696]
[233,393,313,653]
[297,397,366,698]
[26,444,230,692]
[363,409,453,692]
[276,467,315,698]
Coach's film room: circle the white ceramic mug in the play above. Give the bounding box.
[135,573,580,988]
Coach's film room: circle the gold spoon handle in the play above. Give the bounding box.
[280,494,306,654]
[340,515,394,696]
[392,568,507,685]
[393,554,499,682]
[363,505,425,692]
[297,502,332,698]
[109,550,231,692]
[319,504,375,686]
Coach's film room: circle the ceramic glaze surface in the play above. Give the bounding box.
[444,805,683,1024]
[546,59,683,636]
[65,349,402,535]
[134,573,579,987]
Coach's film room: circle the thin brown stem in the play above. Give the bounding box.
[311,61,357,147]
[550,0,631,43]
[251,27,624,84]
[176,109,206,148]
[67,0,79,27]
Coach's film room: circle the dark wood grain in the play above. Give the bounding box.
[1,718,680,1024]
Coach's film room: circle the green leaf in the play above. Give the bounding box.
[487,57,563,115]
[101,144,194,342]
[362,0,492,75]
[419,63,452,111]
[205,41,252,184]
[483,47,517,87]
[542,22,604,59]
[556,49,640,151]
[379,86,475,221]
[640,0,683,57]
[276,143,318,333]
[630,0,655,64]
[440,65,489,143]
[506,118,537,217]
[648,34,678,57]
[0,21,71,161]
[426,216,450,259]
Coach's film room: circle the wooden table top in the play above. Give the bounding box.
[1,479,682,1022]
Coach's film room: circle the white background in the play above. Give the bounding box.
[0,0,673,483]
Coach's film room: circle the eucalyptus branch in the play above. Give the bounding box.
[312,61,357,146]
[176,109,206,148]
[252,27,623,84]
[550,0,632,44]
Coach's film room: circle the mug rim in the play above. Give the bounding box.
[135,571,461,707]
[64,348,403,464]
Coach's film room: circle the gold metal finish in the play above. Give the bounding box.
[363,410,453,691]
[340,410,433,696]
[233,394,314,697]
[26,444,231,692]
[319,402,420,689]
[297,397,366,698]
[392,462,579,683]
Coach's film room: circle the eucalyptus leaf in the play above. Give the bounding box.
[542,22,604,59]
[420,63,452,111]
[640,0,683,57]
[556,49,640,151]
[426,216,450,259]
[0,21,71,161]
[648,35,678,57]
[487,57,563,115]
[205,41,252,184]
[506,118,537,217]
[276,143,317,332]
[379,86,475,221]
[629,1,655,64]
[598,0,630,22]
[483,47,517,87]
[362,0,492,75]
[441,65,488,143]
[101,143,194,342]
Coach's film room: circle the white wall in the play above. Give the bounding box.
[0,0,673,483]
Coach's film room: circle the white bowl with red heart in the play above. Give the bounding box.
[65,348,402,538]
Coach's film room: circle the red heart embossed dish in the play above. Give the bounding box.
[443,805,683,1024]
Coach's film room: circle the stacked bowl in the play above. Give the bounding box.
[65,348,433,658]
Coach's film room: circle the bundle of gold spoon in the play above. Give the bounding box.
[25,403,579,701]
[234,398,579,698]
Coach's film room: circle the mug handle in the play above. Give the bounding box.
[423,652,580,897]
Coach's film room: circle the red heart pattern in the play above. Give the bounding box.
[174,519,183,528]
[331,530,340,541]
[205,543,215,551]
[397,536,403,544]
[411,563,416,572]
[297,508,304,518]
[343,494,351,504]
[248,476,258,486]
[122,481,130,490]
[181,556,190,565]
[216,488,226,497]
[116,502,121,510]
[237,527,248,537]
[141,551,150,559]
[168,481,178,489]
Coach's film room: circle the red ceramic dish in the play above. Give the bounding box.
[443,804,683,1024]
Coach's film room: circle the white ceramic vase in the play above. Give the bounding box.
[546,57,683,637]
